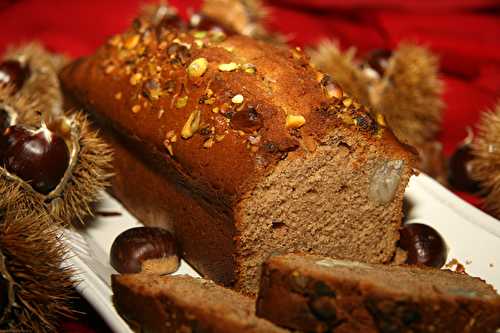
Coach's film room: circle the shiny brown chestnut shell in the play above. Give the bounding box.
[0,125,70,195]
[0,60,30,93]
[448,143,480,193]
[189,12,235,35]
[110,227,179,275]
[399,223,447,268]
[364,48,393,77]
[0,108,10,133]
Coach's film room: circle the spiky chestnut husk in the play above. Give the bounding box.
[308,41,443,147]
[2,43,68,123]
[470,103,500,219]
[374,43,443,147]
[0,107,113,225]
[0,210,76,332]
[308,40,371,105]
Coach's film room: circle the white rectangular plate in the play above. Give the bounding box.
[64,173,500,333]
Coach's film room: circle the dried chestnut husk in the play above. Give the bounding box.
[1,124,69,194]
[0,60,30,93]
[0,211,75,332]
[0,44,112,226]
[448,142,480,193]
[399,223,447,268]
[110,227,180,275]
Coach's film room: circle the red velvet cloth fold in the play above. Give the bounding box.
[1,0,499,331]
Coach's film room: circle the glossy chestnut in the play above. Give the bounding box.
[0,60,30,93]
[1,125,70,194]
[0,108,11,134]
[189,12,235,35]
[110,227,179,275]
[364,49,393,77]
[399,223,447,268]
[448,143,480,193]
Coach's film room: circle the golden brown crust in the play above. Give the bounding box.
[60,20,414,204]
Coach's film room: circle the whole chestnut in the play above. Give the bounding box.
[110,227,179,275]
[448,143,480,193]
[399,223,447,268]
[1,125,70,194]
[0,60,30,93]
[0,108,10,134]
[363,49,393,78]
[189,12,235,35]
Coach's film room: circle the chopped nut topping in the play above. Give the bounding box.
[130,73,142,86]
[165,80,176,93]
[144,80,162,100]
[187,58,209,78]
[242,63,257,74]
[109,35,122,47]
[286,115,306,129]
[343,98,353,107]
[321,74,343,99]
[171,135,178,143]
[291,47,302,60]
[175,96,189,109]
[193,31,207,39]
[181,109,201,139]
[203,137,215,148]
[218,62,240,72]
[132,105,141,113]
[325,82,343,99]
[158,41,168,50]
[231,94,244,104]
[211,31,226,42]
[164,142,174,156]
[339,114,354,125]
[114,92,122,100]
[194,40,204,48]
[105,65,115,74]
[248,135,261,145]
[223,46,234,52]
[375,113,386,127]
[172,39,192,50]
[158,109,165,119]
[165,130,175,139]
[124,34,140,49]
[212,107,220,113]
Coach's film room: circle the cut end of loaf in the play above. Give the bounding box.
[235,128,413,294]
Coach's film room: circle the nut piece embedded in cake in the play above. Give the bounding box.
[369,160,404,204]
[110,227,179,274]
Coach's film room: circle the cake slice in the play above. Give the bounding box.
[257,253,500,333]
[112,274,288,333]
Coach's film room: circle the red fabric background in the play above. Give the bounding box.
[0,0,499,331]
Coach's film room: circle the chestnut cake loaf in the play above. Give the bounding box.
[257,253,500,333]
[60,13,415,293]
[112,274,287,333]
